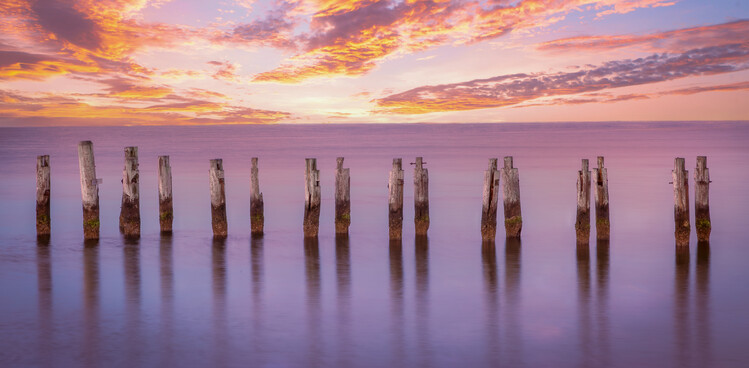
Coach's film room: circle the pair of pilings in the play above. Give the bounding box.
[387,157,431,240]
[575,157,610,244]
[673,157,711,246]
[480,157,522,242]
[208,157,266,239]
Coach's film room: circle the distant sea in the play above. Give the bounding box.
[1,122,748,367]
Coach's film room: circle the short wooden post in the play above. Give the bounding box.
[673,157,690,246]
[388,158,404,240]
[501,157,522,238]
[119,147,140,238]
[36,155,51,238]
[158,156,173,233]
[576,159,592,243]
[593,156,610,240]
[413,157,429,236]
[250,157,264,236]
[303,158,321,238]
[209,159,228,238]
[335,157,351,235]
[694,156,711,242]
[481,158,500,242]
[78,141,99,240]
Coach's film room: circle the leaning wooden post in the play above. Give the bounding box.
[303,158,321,238]
[673,157,690,246]
[694,156,711,242]
[158,156,173,233]
[388,158,404,240]
[209,159,228,238]
[119,147,140,238]
[78,141,99,240]
[413,157,429,236]
[250,157,264,236]
[335,157,351,235]
[36,155,51,238]
[593,156,610,240]
[481,158,500,242]
[501,157,522,238]
[576,159,592,243]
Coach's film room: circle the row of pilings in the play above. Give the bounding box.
[34,141,711,245]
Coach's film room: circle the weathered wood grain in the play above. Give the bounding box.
[413,157,429,236]
[576,159,591,244]
[501,157,522,238]
[673,157,690,246]
[481,158,500,242]
[388,158,404,240]
[36,155,51,239]
[158,155,173,233]
[303,158,321,238]
[250,157,264,236]
[694,156,711,242]
[119,147,140,238]
[593,156,610,241]
[335,157,351,235]
[209,159,228,238]
[78,141,99,240]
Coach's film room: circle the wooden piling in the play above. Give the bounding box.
[303,158,321,238]
[335,157,351,235]
[36,155,51,239]
[250,157,264,236]
[576,159,592,243]
[593,156,610,240]
[209,159,228,238]
[158,155,173,233]
[673,157,690,246]
[481,158,500,242]
[388,158,404,240]
[501,157,522,238]
[413,157,429,236]
[119,147,140,238]
[78,141,99,240]
[694,156,711,242]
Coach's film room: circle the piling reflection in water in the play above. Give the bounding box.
[576,242,591,368]
[389,239,404,366]
[696,242,711,367]
[481,241,499,365]
[123,238,141,366]
[212,238,228,367]
[595,239,610,367]
[504,237,522,367]
[414,235,430,368]
[304,237,322,367]
[335,235,352,366]
[250,236,265,364]
[82,241,99,367]
[36,239,53,368]
[159,234,174,367]
[674,245,690,367]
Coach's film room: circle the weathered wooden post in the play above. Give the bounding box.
[413,157,429,236]
[481,158,500,242]
[694,156,711,242]
[78,141,99,240]
[673,157,690,246]
[119,147,140,238]
[593,156,610,240]
[389,158,404,240]
[250,157,264,236]
[36,155,51,239]
[501,157,522,238]
[158,156,173,233]
[576,159,592,243]
[209,159,228,238]
[335,157,351,235]
[303,158,321,238]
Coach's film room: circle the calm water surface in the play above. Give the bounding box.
[1,122,749,367]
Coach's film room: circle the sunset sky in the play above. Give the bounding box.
[0,0,747,125]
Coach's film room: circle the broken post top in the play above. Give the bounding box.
[503,156,513,169]
[414,156,425,169]
[337,157,344,170]
[581,159,589,172]
[597,156,604,169]
[305,158,318,171]
[697,156,707,170]
[488,158,498,170]
[674,157,685,171]
[211,158,223,170]
[251,157,258,168]
[124,146,138,158]
[393,158,402,170]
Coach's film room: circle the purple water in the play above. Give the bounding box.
[1,122,748,367]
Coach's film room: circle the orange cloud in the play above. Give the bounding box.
[375,43,749,114]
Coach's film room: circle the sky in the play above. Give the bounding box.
[0,0,747,125]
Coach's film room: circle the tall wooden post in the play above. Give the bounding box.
[36,155,51,239]
[335,157,351,235]
[209,159,228,238]
[158,156,173,233]
[250,157,264,236]
[694,156,711,242]
[413,157,429,236]
[303,158,321,238]
[389,158,404,240]
[119,147,140,238]
[78,141,99,240]
[501,157,522,238]
[593,156,610,240]
[481,158,500,242]
[576,159,592,243]
[673,157,690,246]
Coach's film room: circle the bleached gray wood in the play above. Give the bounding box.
[77,141,99,240]
[593,156,610,240]
[501,157,522,238]
[413,157,429,236]
[335,157,351,235]
[209,159,228,238]
[36,155,51,238]
[158,155,173,233]
[303,158,321,238]
[694,156,711,242]
[673,157,690,246]
[119,147,140,238]
[388,158,404,240]
[250,157,264,236]
[481,158,500,242]
[576,159,591,244]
